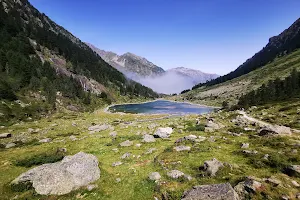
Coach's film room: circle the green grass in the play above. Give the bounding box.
[0,103,299,199]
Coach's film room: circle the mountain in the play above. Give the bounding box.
[0,0,158,124]
[193,17,300,90]
[167,67,219,85]
[177,18,300,106]
[86,43,165,77]
[86,44,219,94]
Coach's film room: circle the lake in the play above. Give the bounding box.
[108,100,217,115]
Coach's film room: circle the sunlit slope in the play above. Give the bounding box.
[177,49,300,106]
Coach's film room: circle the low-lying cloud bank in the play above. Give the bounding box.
[129,72,196,94]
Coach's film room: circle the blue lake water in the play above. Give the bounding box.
[108,100,216,115]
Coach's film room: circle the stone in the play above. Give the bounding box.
[69,135,77,141]
[182,183,239,200]
[5,142,16,148]
[258,125,292,136]
[296,193,300,199]
[281,195,290,200]
[184,174,193,181]
[263,154,269,160]
[291,180,299,187]
[112,148,118,152]
[167,170,184,179]
[285,165,300,177]
[174,146,191,152]
[88,124,111,134]
[198,136,206,142]
[142,134,156,143]
[203,158,224,176]
[119,140,133,147]
[208,136,216,142]
[121,152,131,159]
[153,127,173,138]
[116,178,121,183]
[145,148,156,154]
[39,138,52,143]
[149,172,161,181]
[11,152,100,195]
[112,161,123,167]
[109,131,117,138]
[185,135,197,141]
[86,184,97,191]
[234,177,263,198]
[0,132,11,139]
[263,177,281,187]
[241,143,249,148]
[242,150,258,155]
[135,143,142,148]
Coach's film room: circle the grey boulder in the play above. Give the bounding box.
[0,132,12,139]
[11,152,100,195]
[153,127,173,138]
[182,183,239,200]
[142,134,156,143]
[119,140,133,147]
[203,158,224,176]
[149,172,161,181]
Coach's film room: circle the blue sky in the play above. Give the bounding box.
[29,0,300,75]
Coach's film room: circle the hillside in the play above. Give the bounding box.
[175,49,300,106]
[0,0,158,124]
[193,17,300,90]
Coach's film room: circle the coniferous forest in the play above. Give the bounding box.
[237,69,300,108]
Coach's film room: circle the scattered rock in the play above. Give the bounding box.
[112,148,118,152]
[234,177,263,198]
[109,131,117,138]
[285,165,300,177]
[86,184,97,191]
[203,158,223,176]
[0,133,11,139]
[281,195,290,200]
[292,180,300,187]
[57,147,67,153]
[5,142,16,149]
[167,170,184,179]
[296,193,300,199]
[182,183,239,200]
[69,135,77,141]
[119,140,133,147]
[259,125,292,136]
[198,136,206,142]
[242,150,258,155]
[241,143,249,148]
[88,124,111,134]
[11,152,100,195]
[121,152,131,159]
[112,161,123,167]
[263,177,281,187]
[116,178,121,183]
[149,172,161,181]
[174,146,191,152]
[263,154,269,160]
[208,136,216,142]
[39,138,52,143]
[184,174,193,181]
[142,134,156,143]
[153,127,173,138]
[135,144,142,148]
[145,148,156,154]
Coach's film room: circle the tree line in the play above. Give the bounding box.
[236,69,300,108]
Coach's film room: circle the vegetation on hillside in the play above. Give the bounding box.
[237,69,300,108]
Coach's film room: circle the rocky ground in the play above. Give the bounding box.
[0,101,300,200]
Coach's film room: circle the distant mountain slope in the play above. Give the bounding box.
[0,0,158,123]
[86,43,165,77]
[167,67,219,85]
[86,44,219,94]
[193,18,300,90]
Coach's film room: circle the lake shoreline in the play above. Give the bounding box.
[104,99,221,114]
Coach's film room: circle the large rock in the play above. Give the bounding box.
[142,134,156,143]
[182,183,239,200]
[234,177,262,199]
[0,133,12,139]
[203,158,224,176]
[88,124,111,134]
[11,152,100,195]
[258,125,292,136]
[153,127,173,138]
